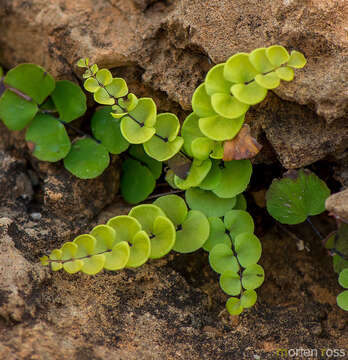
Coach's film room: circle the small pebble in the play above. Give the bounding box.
[30,212,42,221]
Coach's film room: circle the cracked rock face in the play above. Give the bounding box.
[0,0,348,170]
[0,217,48,322]
[0,1,348,358]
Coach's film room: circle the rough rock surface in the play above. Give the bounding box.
[0,199,347,359]
[0,217,48,322]
[0,0,348,169]
[326,188,348,221]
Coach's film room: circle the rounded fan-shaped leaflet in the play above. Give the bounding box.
[226,297,243,315]
[153,194,188,227]
[241,290,257,308]
[60,242,84,274]
[185,188,236,218]
[89,225,130,271]
[120,98,156,144]
[181,112,204,157]
[0,89,38,130]
[149,216,176,259]
[203,217,231,252]
[96,69,113,86]
[242,264,265,290]
[120,158,155,204]
[234,194,247,211]
[338,269,348,289]
[73,234,105,275]
[84,78,100,93]
[127,230,151,268]
[4,64,55,104]
[275,67,294,81]
[63,138,110,179]
[105,78,128,98]
[266,169,330,225]
[199,160,222,190]
[205,63,233,96]
[209,244,239,274]
[199,114,245,141]
[211,93,249,119]
[191,137,214,160]
[128,204,165,234]
[91,106,129,154]
[230,82,268,106]
[287,50,307,69]
[90,225,116,251]
[118,93,138,112]
[212,160,252,198]
[254,72,280,89]
[50,80,87,123]
[173,210,210,253]
[248,48,274,73]
[191,83,215,118]
[174,159,212,190]
[106,215,141,243]
[154,113,181,141]
[266,175,306,225]
[224,210,254,240]
[129,98,157,127]
[105,242,130,270]
[224,53,259,83]
[337,291,348,311]
[143,134,183,162]
[234,233,262,268]
[106,216,150,268]
[129,145,162,179]
[94,88,115,105]
[49,249,63,271]
[25,114,71,162]
[219,270,241,296]
[128,204,175,258]
[266,45,290,68]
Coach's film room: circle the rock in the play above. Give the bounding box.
[0,217,347,359]
[325,188,348,221]
[1,0,348,171]
[0,217,48,322]
[0,0,347,121]
[38,156,121,222]
[0,150,33,204]
[250,93,348,169]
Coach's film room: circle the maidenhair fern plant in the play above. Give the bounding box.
[0,45,307,316]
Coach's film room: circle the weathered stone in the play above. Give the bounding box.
[0,150,33,204]
[326,188,348,221]
[1,0,347,122]
[249,93,348,169]
[0,217,48,322]
[1,0,348,170]
[38,156,121,222]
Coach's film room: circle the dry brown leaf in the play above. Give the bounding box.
[223,124,262,161]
